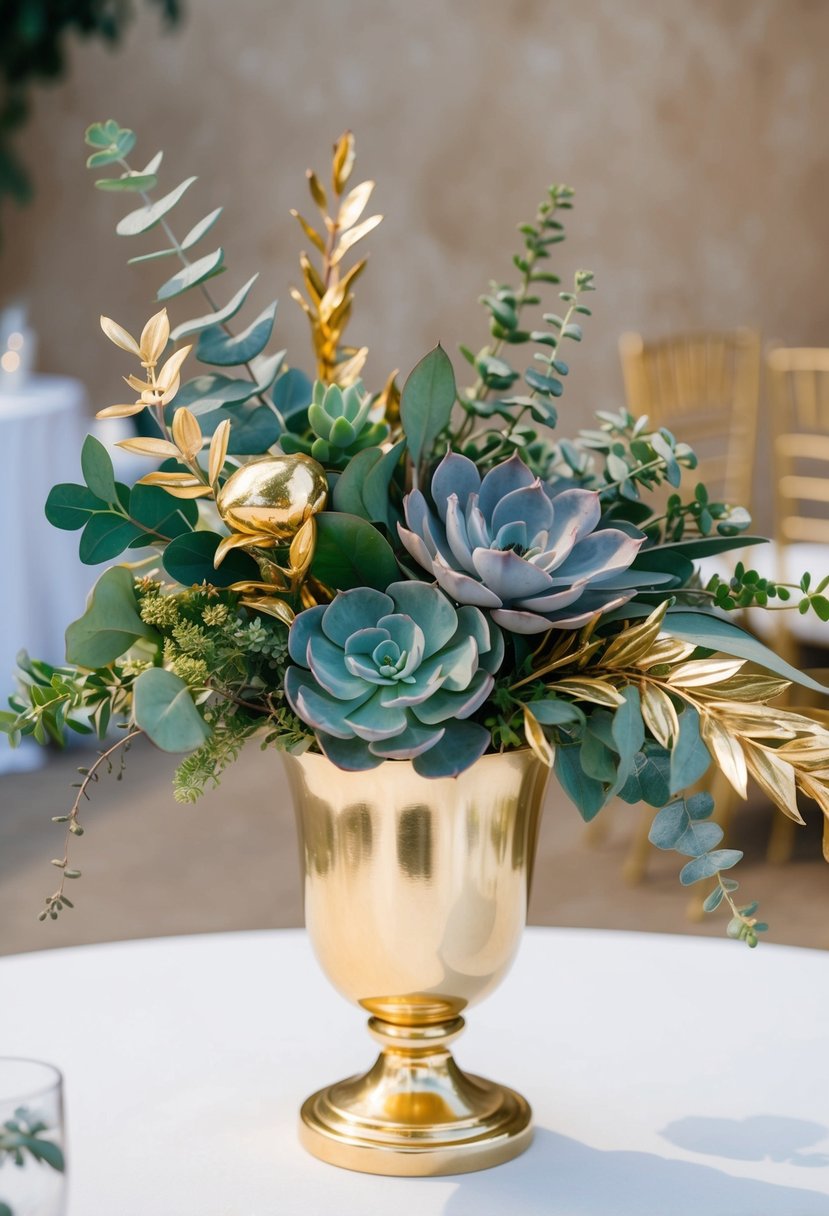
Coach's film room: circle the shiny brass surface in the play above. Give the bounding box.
[215,454,327,540]
[283,748,549,1175]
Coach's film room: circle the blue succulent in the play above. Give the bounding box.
[397,451,644,634]
[284,581,504,777]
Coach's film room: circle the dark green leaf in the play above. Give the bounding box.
[133,668,210,753]
[79,513,143,564]
[524,367,563,396]
[273,367,313,429]
[45,483,106,531]
[554,744,607,821]
[95,173,157,192]
[399,345,456,472]
[81,434,117,503]
[310,513,400,592]
[611,687,645,783]
[128,484,198,541]
[162,531,260,588]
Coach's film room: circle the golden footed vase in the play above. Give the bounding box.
[282,748,550,1177]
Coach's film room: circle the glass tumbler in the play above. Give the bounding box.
[0,1059,66,1216]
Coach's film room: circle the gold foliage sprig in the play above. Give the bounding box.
[516,602,829,851]
[290,131,382,387]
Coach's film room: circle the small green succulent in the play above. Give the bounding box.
[283,381,389,469]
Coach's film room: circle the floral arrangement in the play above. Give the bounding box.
[4,122,829,945]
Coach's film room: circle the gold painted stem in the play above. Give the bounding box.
[282,748,550,1175]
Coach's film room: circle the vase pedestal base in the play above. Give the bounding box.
[298,1013,533,1177]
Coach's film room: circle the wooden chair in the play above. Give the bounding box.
[618,328,761,510]
[613,330,761,890]
[763,348,829,862]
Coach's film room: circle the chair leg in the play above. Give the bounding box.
[623,804,655,886]
[767,813,798,865]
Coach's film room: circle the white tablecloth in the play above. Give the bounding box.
[1,376,93,770]
[0,927,827,1215]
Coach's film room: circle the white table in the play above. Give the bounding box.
[1,376,92,771]
[1,927,828,1215]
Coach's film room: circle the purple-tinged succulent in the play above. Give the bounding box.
[397,451,644,634]
[284,581,504,777]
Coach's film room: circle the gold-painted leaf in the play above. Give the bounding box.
[290,286,312,317]
[549,678,625,708]
[96,402,145,419]
[701,715,748,798]
[743,740,803,823]
[239,596,295,626]
[635,638,696,669]
[289,516,316,578]
[640,683,679,749]
[172,406,203,462]
[158,374,181,407]
[601,601,670,669]
[667,658,745,688]
[299,253,325,303]
[523,705,555,767]
[229,573,291,594]
[213,531,275,568]
[331,214,383,264]
[140,308,170,365]
[332,130,356,194]
[696,674,791,703]
[331,347,368,387]
[208,419,231,487]
[100,316,140,357]
[711,707,799,740]
[290,209,326,254]
[125,373,153,393]
[796,772,829,822]
[338,180,375,231]
[777,734,829,769]
[157,345,193,395]
[320,258,366,318]
[116,436,180,459]
[137,470,202,488]
[306,169,327,213]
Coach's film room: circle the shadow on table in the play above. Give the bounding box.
[661,1114,829,1166]
[439,1127,829,1216]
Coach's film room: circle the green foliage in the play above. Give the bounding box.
[161,531,260,588]
[46,435,198,564]
[87,121,290,434]
[283,379,389,469]
[65,566,156,667]
[332,440,406,531]
[399,345,456,475]
[310,512,400,591]
[707,562,829,619]
[132,667,210,752]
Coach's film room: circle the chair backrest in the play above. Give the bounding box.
[619,329,760,510]
[766,347,829,551]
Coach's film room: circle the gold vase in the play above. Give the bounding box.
[282,747,550,1176]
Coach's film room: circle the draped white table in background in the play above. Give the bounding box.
[1,375,92,771]
[1,927,828,1215]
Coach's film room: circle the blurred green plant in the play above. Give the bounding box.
[0,1,179,222]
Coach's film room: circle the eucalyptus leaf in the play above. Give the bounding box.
[670,706,711,794]
[116,176,197,237]
[79,512,143,564]
[554,744,607,821]
[81,434,117,503]
[170,274,260,341]
[679,849,743,886]
[273,367,313,428]
[182,207,223,251]
[95,173,157,192]
[175,374,260,412]
[157,248,224,301]
[65,566,156,667]
[128,484,198,541]
[196,301,277,366]
[133,668,210,753]
[45,483,105,531]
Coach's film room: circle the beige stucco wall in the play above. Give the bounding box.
[2,0,828,526]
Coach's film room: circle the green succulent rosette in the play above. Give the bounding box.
[284,581,504,777]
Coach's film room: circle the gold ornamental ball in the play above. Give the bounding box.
[216,454,328,541]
